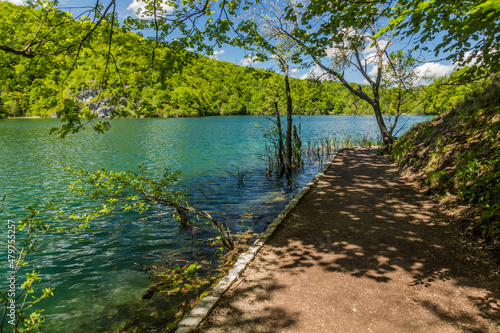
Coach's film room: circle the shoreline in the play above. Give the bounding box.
[2,113,436,120]
[174,149,342,333]
[197,147,500,332]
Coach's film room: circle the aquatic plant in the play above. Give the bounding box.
[143,229,256,298]
[258,117,303,179]
[302,132,381,164]
[225,168,248,188]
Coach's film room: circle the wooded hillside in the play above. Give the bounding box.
[392,82,500,256]
[0,2,433,119]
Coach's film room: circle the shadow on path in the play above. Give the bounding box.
[201,148,500,333]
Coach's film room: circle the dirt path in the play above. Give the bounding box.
[199,148,500,333]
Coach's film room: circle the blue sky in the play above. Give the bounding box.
[5,0,457,84]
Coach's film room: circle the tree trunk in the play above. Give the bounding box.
[372,101,394,145]
[293,124,301,166]
[274,97,285,177]
[491,72,500,88]
[175,206,189,228]
[284,63,293,179]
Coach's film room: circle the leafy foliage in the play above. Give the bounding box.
[383,0,500,81]
[231,0,421,144]
[0,206,55,332]
[392,82,500,247]
[380,50,431,133]
[64,164,235,250]
[421,67,486,115]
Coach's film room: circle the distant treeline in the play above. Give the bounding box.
[0,2,464,119]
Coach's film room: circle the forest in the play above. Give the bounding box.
[0,1,472,121]
[0,2,346,118]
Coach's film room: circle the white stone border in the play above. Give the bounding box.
[175,150,343,333]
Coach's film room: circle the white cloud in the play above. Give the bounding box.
[127,0,174,18]
[291,68,299,74]
[415,62,455,78]
[209,49,224,60]
[366,61,453,85]
[362,52,390,78]
[460,51,482,66]
[325,38,390,74]
[363,52,381,69]
[367,64,378,77]
[5,0,25,4]
[240,55,257,66]
[325,46,337,58]
[362,39,391,55]
[300,65,329,80]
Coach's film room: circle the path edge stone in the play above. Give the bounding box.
[174,149,345,332]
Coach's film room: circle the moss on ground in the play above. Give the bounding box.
[392,83,500,257]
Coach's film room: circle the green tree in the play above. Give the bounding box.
[242,0,305,178]
[63,165,235,250]
[422,67,484,115]
[293,1,397,143]
[233,0,402,144]
[2,0,428,123]
[381,0,500,83]
[381,50,429,134]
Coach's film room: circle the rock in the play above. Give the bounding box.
[77,89,116,118]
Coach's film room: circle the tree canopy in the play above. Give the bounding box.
[380,0,500,82]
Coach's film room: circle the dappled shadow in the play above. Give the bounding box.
[200,275,299,332]
[268,149,471,282]
[201,148,500,332]
[418,300,486,333]
[470,292,500,322]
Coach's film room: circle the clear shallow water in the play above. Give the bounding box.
[0,115,431,331]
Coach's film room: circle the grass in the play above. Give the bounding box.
[303,132,381,163]
[392,83,500,254]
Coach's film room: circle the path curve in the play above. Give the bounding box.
[199,147,500,333]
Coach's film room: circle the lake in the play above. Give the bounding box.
[0,115,431,331]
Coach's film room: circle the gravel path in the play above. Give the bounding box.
[199,147,500,333]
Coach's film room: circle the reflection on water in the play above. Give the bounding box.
[0,115,431,331]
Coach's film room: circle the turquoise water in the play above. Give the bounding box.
[0,115,431,331]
